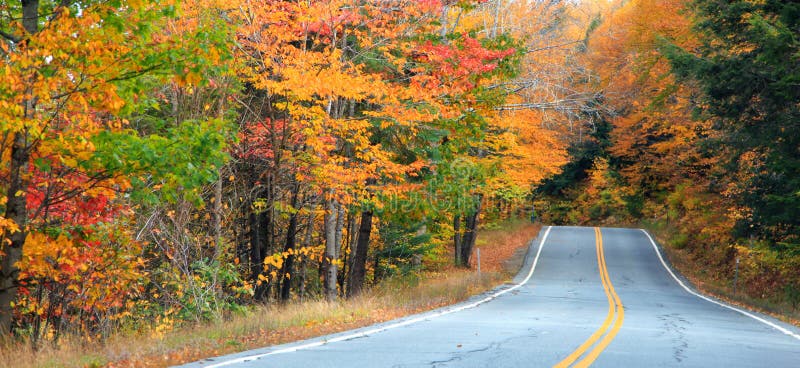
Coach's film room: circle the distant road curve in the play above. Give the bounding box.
[180,226,800,368]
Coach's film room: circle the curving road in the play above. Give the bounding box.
[181,226,800,367]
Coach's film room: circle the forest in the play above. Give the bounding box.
[1,0,798,355]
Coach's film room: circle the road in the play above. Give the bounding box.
[181,226,800,367]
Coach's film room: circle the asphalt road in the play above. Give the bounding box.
[181,226,800,367]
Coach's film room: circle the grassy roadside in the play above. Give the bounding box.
[642,222,800,327]
[0,220,541,368]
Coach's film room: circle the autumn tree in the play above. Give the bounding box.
[230,0,533,305]
[535,0,712,225]
[232,0,419,301]
[0,0,232,336]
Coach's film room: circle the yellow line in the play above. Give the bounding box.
[553,227,624,368]
[573,228,625,367]
[552,228,613,368]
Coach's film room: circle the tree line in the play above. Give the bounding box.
[0,0,597,342]
[537,0,800,311]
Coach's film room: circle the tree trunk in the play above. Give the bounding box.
[262,177,273,255]
[345,212,359,287]
[249,212,261,280]
[298,214,313,302]
[279,184,300,301]
[323,196,338,301]
[440,3,449,40]
[340,213,352,293]
[460,195,483,268]
[235,198,247,270]
[0,0,39,335]
[254,188,272,300]
[346,210,372,298]
[213,172,223,254]
[335,204,345,295]
[0,134,30,333]
[251,190,271,301]
[21,0,39,38]
[491,0,503,39]
[453,214,462,266]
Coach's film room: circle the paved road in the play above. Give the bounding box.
[181,226,800,367]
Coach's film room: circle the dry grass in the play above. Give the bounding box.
[0,220,540,368]
[474,219,542,274]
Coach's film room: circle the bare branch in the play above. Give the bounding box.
[525,40,582,54]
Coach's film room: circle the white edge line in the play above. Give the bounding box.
[640,229,800,341]
[202,226,554,367]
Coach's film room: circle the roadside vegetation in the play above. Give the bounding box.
[0,221,538,368]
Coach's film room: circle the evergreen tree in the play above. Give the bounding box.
[666,0,800,245]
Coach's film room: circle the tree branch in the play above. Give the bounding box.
[0,29,20,43]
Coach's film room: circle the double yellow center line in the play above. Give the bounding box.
[554,227,624,368]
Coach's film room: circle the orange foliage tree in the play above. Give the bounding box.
[0,0,233,338]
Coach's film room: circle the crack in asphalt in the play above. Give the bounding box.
[658,313,690,363]
[622,274,634,286]
[426,355,461,367]
[423,333,539,368]
[425,344,495,367]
